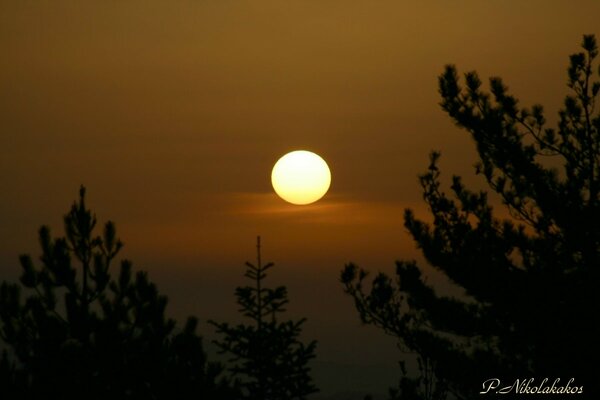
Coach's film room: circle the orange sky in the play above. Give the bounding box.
[1,1,599,397]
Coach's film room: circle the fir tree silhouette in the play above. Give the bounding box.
[341,35,600,399]
[211,236,318,400]
[0,186,237,400]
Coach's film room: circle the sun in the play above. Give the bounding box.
[271,150,331,205]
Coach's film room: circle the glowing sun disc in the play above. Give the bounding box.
[271,150,331,205]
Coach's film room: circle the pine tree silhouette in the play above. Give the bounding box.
[341,35,600,399]
[0,187,237,400]
[211,237,318,400]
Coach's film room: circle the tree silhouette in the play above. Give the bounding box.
[0,187,236,400]
[211,237,318,400]
[341,35,600,399]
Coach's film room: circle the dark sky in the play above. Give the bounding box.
[2,1,599,397]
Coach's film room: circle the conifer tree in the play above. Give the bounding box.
[211,237,318,400]
[0,187,236,399]
[341,35,600,399]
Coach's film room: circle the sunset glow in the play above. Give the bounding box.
[271,150,331,205]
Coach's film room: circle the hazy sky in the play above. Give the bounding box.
[2,1,599,397]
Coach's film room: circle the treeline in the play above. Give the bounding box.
[0,188,316,400]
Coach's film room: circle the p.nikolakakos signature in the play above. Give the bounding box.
[480,378,583,395]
